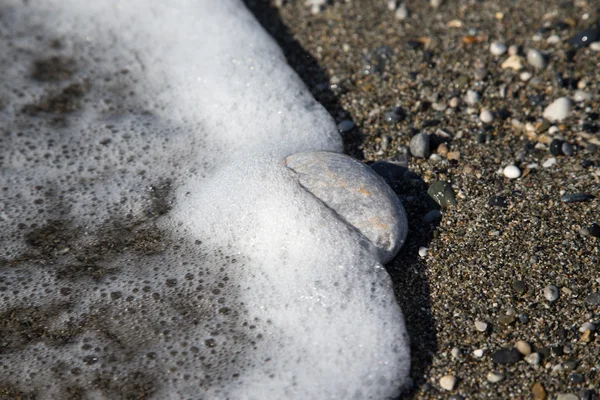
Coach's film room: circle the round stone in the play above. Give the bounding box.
[473,349,484,358]
[579,322,596,333]
[285,151,408,263]
[418,247,428,258]
[439,375,456,391]
[480,109,494,123]
[466,90,480,105]
[543,97,571,122]
[486,371,504,383]
[503,165,521,179]
[525,352,541,365]
[515,340,532,355]
[474,320,488,332]
[410,133,430,158]
[337,120,355,133]
[527,49,546,69]
[490,41,507,56]
[543,285,559,302]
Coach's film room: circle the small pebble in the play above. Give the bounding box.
[430,0,442,8]
[423,209,442,224]
[556,394,579,400]
[561,142,574,156]
[488,195,508,208]
[466,90,480,105]
[439,375,456,391]
[474,320,488,332]
[543,284,559,302]
[384,107,405,124]
[337,120,355,133]
[503,165,521,179]
[591,42,600,51]
[560,193,593,203]
[525,352,541,365]
[589,223,600,238]
[480,109,494,123]
[490,41,507,56]
[515,340,532,355]
[550,139,564,156]
[579,322,596,332]
[501,55,523,70]
[543,97,571,122]
[492,348,521,365]
[451,347,461,358]
[547,34,561,44]
[573,90,592,102]
[449,97,460,108]
[418,247,428,258]
[527,49,546,69]
[585,292,600,305]
[395,4,409,20]
[512,280,528,294]
[427,181,457,208]
[520,71,532,81]
[486,371,504,383]
[542,157,557,168]
[532,382,547,400]
[473,349,484,358]
[410,133,430,158]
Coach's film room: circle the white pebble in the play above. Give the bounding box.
[548,126,559,134]
[501,55,523,71]
[387,0,397,10]
[519,71,532,81]
[474,320,488,332]
[543,97,571,122]
[579,322,596,333]
[473,349,485,358]
[503,165,521,179]
[573,90,592,102]
[430,0,442,8]
[486,371,504,383]
[547,34,561,44]
[466,90,480,105]
[542,157,557,168]
[480,109,494,123]
[508,44,519,56]
[395,4,409,20]
[451,347,461,358]
[439,375,456,391]
[526,49,546,69]
[590,42,600,51]
[525,352,540,365]
[418,247,428,258]
[490,41,507,56]
[543,284,559,302]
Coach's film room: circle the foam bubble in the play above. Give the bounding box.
[0,0,410,398]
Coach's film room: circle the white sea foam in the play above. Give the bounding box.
[0,0,410,398]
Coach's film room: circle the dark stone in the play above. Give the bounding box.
[565,48,577,63]
[561,193,594,203]
[564,360,579,370]
[556,73,579,89]
[568,25,600,48]
[589,223,600,238]
[512,280,528,295]
[427,181,457,208]
[476,132,486,144]
[406,39,422,49]
[584,293,600,306]
[498,315,516,325]
[552,346,564,356]
[550,139,564,156]
[562,142,575,156]
[384,107,406,124]
[536,347,550,358]
[492,348,521,365]
[568,373,585,384]
[488,195,508,208]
